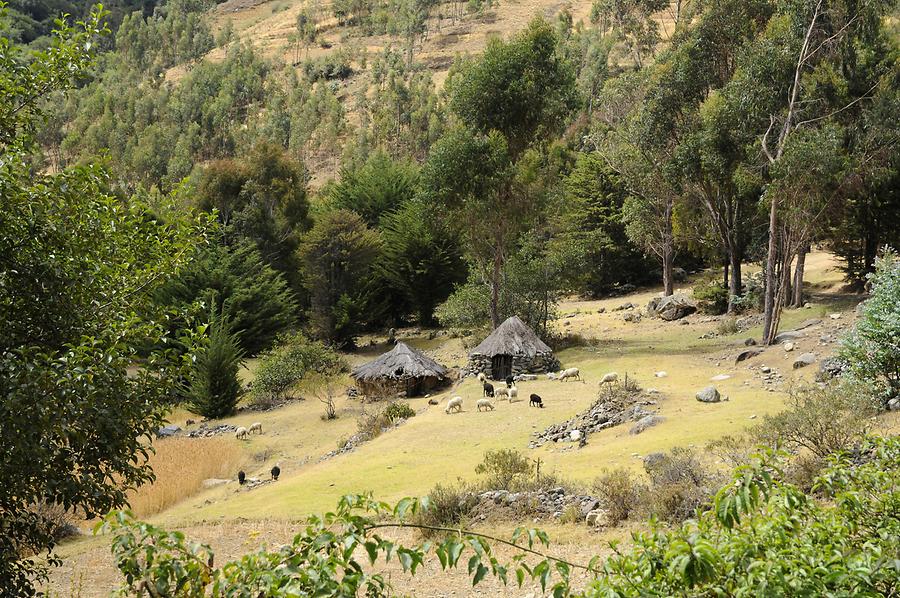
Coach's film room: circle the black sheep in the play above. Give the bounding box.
[483,382,494,397]
[529,393,544,408]
[271,464,281,481]
[238,470,246,485]
[505,375,514,388]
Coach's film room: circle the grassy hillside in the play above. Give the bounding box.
[44,251,900,596]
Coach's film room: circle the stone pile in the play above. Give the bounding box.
[529,393,655,448]
[187,423,237,438]
[471,488,609,525]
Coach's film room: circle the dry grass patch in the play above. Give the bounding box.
[127,437,245,517]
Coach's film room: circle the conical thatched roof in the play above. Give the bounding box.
[470,316,552,358]
[352,342,448,381]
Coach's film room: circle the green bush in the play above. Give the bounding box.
[693,278,728,315]
[188,312,246,419]
[474,449,534,491]
[839,250,900,405]
[356,402,415,440]
[411,482,477,536]
[383,401,416,421]
[716,316,739,335]
[592,469,642,525]
[302,51,353,81]
[730,271,764,313]
[252,333,346,406]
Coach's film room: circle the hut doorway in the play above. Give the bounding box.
[491,355,512,380]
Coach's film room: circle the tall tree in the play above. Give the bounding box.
[0,10,204,593]
[427,17,576,327]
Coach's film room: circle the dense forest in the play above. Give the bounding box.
[1,0,899,593]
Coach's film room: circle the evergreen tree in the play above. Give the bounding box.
[188,309,245,419]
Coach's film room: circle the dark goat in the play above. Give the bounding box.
[483,382,494,397]
[505,375,514,388]
[529,394,544,408]
[271,464,281,481]
[238,470,246,485]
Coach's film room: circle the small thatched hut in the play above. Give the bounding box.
[352,342,449,400]
[467,316,559,380]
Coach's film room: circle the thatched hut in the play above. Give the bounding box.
[467,316,559,380]
[352,342,449,400]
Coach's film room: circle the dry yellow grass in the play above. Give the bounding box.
[126,437,246,518]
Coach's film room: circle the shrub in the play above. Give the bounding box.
[693,278,728,315]
[356,402,415,440]
[730,271,764,313]
[28,503,78,544]
[252,333,346,406]
[383,402,415,420]
[592,468,642,525]
[716,316,739,335]
[753,382,877,458]
[411,482,477,536]
[302,51,353,81]
[839,249,900,405]
[474,449,534,491]
[642,447,713,523]
[187,312,245,419]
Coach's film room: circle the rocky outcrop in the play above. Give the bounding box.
[647,295,697,321]
[792,353,817,369]
[629,415,665,435]
[187,423,237,438]
[816,357,848,381]
[529,391,656,448]
[695,386,721,403]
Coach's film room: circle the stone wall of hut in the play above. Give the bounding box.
[465,352,559,380]
[355,376,445,401]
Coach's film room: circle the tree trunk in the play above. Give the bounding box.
[728,250,742,313]
[762,199,779,344]
[791,244,808,307]
[490,249,502,329]
[662,247,674,296]
[723,257,729,290]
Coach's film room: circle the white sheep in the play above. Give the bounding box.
[515,374,538,382]
[476,398,495,412]
[546,372,557,380]
[235,426,249,440]
[508,386,519,402]
[599,372,619,386]
[248,422,263,435]
[445,396,463,414]
[494,386,510,400]
[557,367,582,382]
[477,372,486,383]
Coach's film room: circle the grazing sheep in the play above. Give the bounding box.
[445,396,463,413]
[235,426,249,440]
[271,464,280,481]
[508,386,518,402]
[494,386,510,400]
[505,375,514,388]
[477,372,486,383]
[515,374,538,382]
[599,372,619,386]
[557,367,582,382]
[476,398,495,412]
[529,393,544,408]
[248,422,263,435]
[238,470,246,485]
[482,382,495,397]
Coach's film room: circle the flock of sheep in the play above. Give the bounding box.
[444,367,620,414]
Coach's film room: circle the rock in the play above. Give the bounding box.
[749,414,757,419]
[654,371,668,378]
[646,388,660,394]
[581,499,601,517]
[816,357,847,381]
[710,374,731,381]
[783,342,795,352]
[793,353,816,369]
[829,313,842,320]
[651,294,697,321]
[744,338,758,346]
[643,452,666,471]
[623,312,641,323]
[888,398,900,411]
[773,330,804,344]
[428,397,439,405]
[795,318,823,330]
[696,386,721,403]
[629,415,665,435]
[569,429,582,442]
[156,425,181,438]
[202,478,230,488]
[736,349,763,363]
[185,419,196,425]
[673,267,688,282]
[597,307,606,314]
[586,509,610,527]
[761,366,771,373]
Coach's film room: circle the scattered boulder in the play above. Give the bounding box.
[816,357,848,381]
[792,353,817,369]
[888,398,900,412]
[649,294,697,321]
[597,307,607,314]
[654,371,668,378]
[773,330,804,344]
[569,429,582,442]
[202,478,230,488]
[736,349,763,363]
[629,415,665,435]
[156,425,181,438]
[783,342,795,352]
[586,509,611,527]
[744,338,758,346]
[642,452,666,471]
[710,374,731,381]
[623,312,641,323]
[696,386,721,403]
[829,313,842,320]
[795,318,823,330]
[672,267,688,282]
